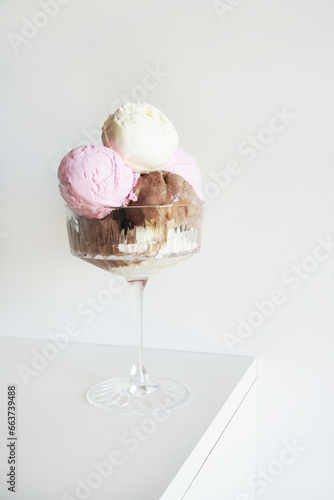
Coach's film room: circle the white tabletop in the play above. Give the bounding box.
[0,338,255,500]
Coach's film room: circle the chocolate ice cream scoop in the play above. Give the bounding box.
[131,171,197,205]
[127,171,198,224]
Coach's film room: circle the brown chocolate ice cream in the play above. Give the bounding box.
[126,171,198,225]
[131,171,197,205]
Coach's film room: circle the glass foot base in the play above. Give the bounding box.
[86,377,190,414]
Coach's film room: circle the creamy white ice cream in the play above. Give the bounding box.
[102,102,178,173]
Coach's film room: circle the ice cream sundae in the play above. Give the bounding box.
[59,102,204,280]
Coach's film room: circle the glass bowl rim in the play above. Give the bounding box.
[65,201,205,211]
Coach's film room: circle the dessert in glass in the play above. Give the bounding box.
[58,103,204,413]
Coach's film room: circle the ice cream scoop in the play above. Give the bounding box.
[102,102,178,173]
[58,145,139,219]
[131,171,197,206]
[127,170,198,224]
[164,147,203,200]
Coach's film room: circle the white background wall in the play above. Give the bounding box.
[1,0,334,498]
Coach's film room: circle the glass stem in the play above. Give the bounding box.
[127,279,149,388]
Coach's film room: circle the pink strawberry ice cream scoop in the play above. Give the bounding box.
[164,147,203,200]
[58,145,139,219]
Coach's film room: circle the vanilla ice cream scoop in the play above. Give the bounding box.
[102,102,178,173]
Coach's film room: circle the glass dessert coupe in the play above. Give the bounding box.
[65,202,204,413]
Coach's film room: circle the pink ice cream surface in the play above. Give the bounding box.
[58,145,139,219]
[164,147,203,200]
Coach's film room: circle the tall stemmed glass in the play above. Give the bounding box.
[66,202,204,413]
